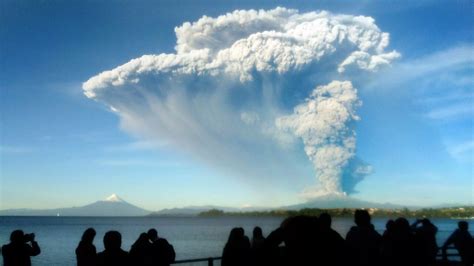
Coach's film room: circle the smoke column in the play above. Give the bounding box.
[83,7,399,199]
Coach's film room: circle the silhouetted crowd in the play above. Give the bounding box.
[1,210,473,266]
[1,228,175,266]
[75,228,175,266]
[221,211,473,266]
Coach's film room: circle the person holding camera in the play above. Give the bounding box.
[2,230,41,266]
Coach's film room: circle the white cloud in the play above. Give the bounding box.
[83,7,398,96]
[83,7,398,198]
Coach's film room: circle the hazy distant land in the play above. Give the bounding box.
[194,207,474,219]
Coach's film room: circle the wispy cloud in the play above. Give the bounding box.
[365,45,473,89]
[0,146,34,155]
[96,158,182,167]
[446,140,474,162]
[426,103,473,120]
[367,45,474,123]
[104,140,168,152]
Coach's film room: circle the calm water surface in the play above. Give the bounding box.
[0,216,471,265]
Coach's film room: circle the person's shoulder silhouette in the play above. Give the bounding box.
[76,227,97,266]
[2,230,40,266]
[96,231,129,266]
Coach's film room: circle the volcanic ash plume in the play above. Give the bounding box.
[83,7,398,199]
[277,81,366,198]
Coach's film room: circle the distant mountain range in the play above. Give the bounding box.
[0,193,464,217]
[284,194,411,210]
[0,194,150,216]
[148,205,269,217]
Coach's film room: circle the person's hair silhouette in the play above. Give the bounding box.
[96,231,129,266]
[2,230,41,266]
[76,228,97,266]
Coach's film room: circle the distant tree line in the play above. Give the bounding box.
[198,207,474,218]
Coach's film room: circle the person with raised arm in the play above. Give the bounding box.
[2,230,41,266]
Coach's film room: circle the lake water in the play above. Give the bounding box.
[0,216,471,265]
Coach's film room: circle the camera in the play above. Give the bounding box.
[23,233,35,242]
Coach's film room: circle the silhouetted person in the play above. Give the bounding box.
[76,228,97,266]
[262,226,286,266]
[250,226,265,266]
[381,219,395,263]
[319,212,345,266]
[411,218,438,265]
[345,210,381,266]
[282,215,319,265]
[383,217,420,266]
[222,227,251,266]
[2,230,40,266]
[129,233,152,266]
[147,228,175,266]
[442,221,473,266]
[251,227,264,249]
[96,231,129,266]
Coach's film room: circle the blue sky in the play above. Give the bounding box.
[1,0,472,210]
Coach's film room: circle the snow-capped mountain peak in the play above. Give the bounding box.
[105,193,124,202]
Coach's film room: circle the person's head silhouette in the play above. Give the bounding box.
[228,228,241,244]
[103,231,122,250]
[385,219,395,232]
[458,221,468,231]
[421,218,432,227]
[319,213,332,230]
[395,217,410,233]
[354,210,371,227]
[10,230,24,244]
[147,229,158,242]
[253,227,263,239]
[81,228,96,244]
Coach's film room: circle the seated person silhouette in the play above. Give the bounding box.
[76,227,97,266]
[2,230,40,266]
[442,221,473,266]
[345,210,381,266]
[96,231,129,266]
[129,232,152,266]
[147,228,175,266]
